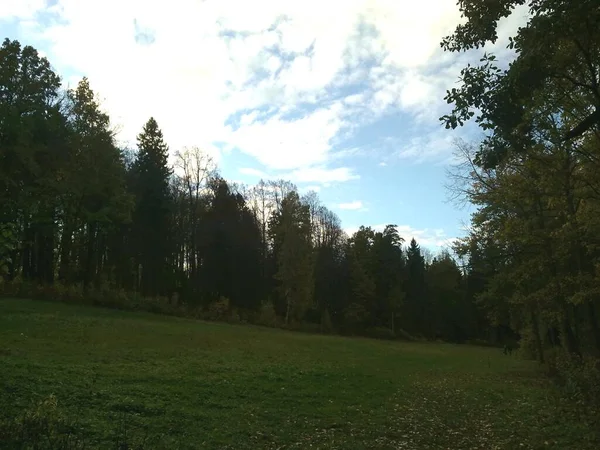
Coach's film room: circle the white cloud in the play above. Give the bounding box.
[8,0,482,174]
[287,166,359,183]
[396,225,456,249]
[227,104,345,170]
[301,185,321,193]
[239,167,268,178]
[337,201,365,211]
[396,131,458,165]
[239,165,358,186]
[0,0,46,20]
[364,0,462,69]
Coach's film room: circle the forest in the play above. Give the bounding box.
[0,36,485,344]
[1,0,600,396]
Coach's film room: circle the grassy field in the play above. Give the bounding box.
[0,299,598,449]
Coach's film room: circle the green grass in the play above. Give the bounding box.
[1,298,598,449]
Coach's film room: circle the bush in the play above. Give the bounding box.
[0,395,86,449]
[227,308,241,324]
[206,296,231,321]
[320,309,333,334]
[236,308,254,324]
[257,300,278,327]
[514,327,538,360]
[343,303,367,333]
[546,350,600,407]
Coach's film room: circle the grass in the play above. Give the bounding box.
[1,298,598,449]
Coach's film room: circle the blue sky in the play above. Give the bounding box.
[0,0,527,250]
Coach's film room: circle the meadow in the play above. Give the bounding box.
[1,298,598,449]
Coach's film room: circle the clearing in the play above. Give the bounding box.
[0,299,597,449]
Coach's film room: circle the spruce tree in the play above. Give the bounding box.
[132,117,173,296]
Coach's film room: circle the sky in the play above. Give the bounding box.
[0,0,528,251]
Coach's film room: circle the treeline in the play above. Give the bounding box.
[0,37,493,342]
[442,0,600,400]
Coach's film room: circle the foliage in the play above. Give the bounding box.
[256,300,279,327]
[0,223,17,282]
[320,308,333,333]
[206,295,231,321]
[442,0,600,402]
[0,395,86,449]
[130,117,173,297]
[546,350,600,408]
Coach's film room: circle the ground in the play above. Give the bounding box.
[0,299,598,449]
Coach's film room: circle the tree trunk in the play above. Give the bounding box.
[21,224,34,280]
[83,222,97,290]
[561,307,581,357]
[531,308,544,363]
[58,220,74,282]
[587,301,600,354]
[38,224,55,284]
[285,288,291,325]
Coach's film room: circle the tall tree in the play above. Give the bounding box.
[131,117,173,296]
[372,225,405,331]
[201,177,262,309]
[404,238,428,336]
[269,191,313,324]
[0,38,64,283]
[62,78,130,289]
[440,0,600,167]
[173,146,215,299]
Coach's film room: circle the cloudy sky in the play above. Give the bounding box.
[1,0,527,250]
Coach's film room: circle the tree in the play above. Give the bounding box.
[345,227,377,330]
[202,177,262,310]
[404,238,428,336]
[312,204,345,329]
[173,146,216,299]
[269,191,313,324]
[427,252,471,342]
[247,179,274,296]
[372,225,405,331]
[0,38,65,283]
[440,0,600,168]
[61,78,131,289]
[131,117,173,296]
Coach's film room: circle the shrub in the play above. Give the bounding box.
[514,327,538,360]
[320,309,333,334]
[0,395,86,449]
[546,350,600,407]
[343,302,367,334]
[227,308,241,323]
[236,308,254,324]
[257,300,278,327]
[206,296,231,321]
